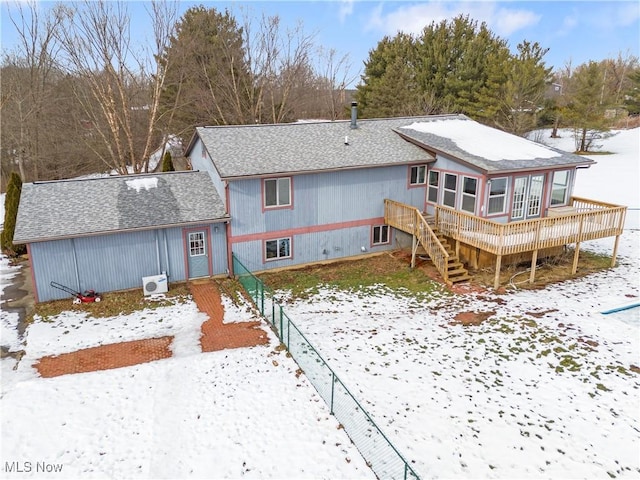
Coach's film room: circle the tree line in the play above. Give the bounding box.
[0,0,356,186]
[356,15,639,150]
[1,3,638,188]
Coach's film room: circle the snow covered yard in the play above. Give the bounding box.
[282,232,640,479]
[0,287,374,479]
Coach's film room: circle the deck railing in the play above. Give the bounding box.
[433,197,626,256]
[384,199,450,283]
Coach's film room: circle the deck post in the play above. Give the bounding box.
[529,249,538,284]
[494,255,502,289]
[572,242,581,275]
[473,247,480,270]
[611,235,621,267]
[411,234,417,269]
[455,239,460,259]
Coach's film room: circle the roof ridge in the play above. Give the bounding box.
[32,170,201,186]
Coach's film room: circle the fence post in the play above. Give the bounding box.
[330,371,335,415]
[279,305,284,341]
[287,317,291,351]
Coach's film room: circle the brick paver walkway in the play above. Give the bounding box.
[189,280,269,353]
[34,280,268,378]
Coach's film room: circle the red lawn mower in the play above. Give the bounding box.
[50,281,102,304]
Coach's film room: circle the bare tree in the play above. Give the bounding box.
[0,0,64,183]
[315,47,358,120]
[241,12,318,124]
[55,0,177,174]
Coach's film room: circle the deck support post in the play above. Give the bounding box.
[410,234,417,269]
[572,242,581,275]
[472,247,480,270]
[494,255,502,290]
[455,239,460,259]
[529,249,538,284]
[611,235,621,267]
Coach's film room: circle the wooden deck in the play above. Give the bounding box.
[384,197,627,289]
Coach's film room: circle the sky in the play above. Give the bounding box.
[1,0,639,85]
[1,126,638,478]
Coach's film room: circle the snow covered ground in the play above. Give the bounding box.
[1,127,637,479]
[0,292,374,479]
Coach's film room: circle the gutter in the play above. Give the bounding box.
[14,216,231,245]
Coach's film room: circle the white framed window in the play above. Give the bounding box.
[461,176,477,213]
[427,170,439,203]
[551,170,570,206]
[372,225,390,245]
[443,173,457,208]
[527,174,544,217]
[512,177,527,219]
[488,177,507,215]
[189,232,206,256]
[410,165,427,185]
[265,237,291,260]
[264,177,291,208]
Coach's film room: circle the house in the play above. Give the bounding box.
[187,107,625,288]
[14,108,626,302]
[13,171,229,302]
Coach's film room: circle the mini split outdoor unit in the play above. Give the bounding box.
[142,274,168,296]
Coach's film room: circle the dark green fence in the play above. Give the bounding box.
[233,253,420,480]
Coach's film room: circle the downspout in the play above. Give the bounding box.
[155,230,161,273]
[163,230,170,282]
[225,182,234,277]
[71,238,81,291]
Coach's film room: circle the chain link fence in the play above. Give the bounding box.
[233,254,420,480]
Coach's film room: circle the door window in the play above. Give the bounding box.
[189,232,206,256]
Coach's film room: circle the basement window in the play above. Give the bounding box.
[372,225,390,245]
[265,237,291,260]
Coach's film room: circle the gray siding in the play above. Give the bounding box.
[229,165,426,237]
[232,224,395,273]
[229,164,420,271]
[432,153,481,176]
[31,223,229,302]
[189,137,227,208]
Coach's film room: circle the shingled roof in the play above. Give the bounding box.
[395,114,595,173]
[190,114,594,178]
[14,171,228,244]
[189,117,437,179]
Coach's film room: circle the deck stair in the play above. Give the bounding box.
[432,229,471,284]
[384,200,470,285]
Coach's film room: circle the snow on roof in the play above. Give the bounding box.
[402,119,561,161]
[125,177,158,192]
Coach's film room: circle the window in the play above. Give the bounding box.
[551,170,570,206]
[527,174,544,217]
[410,165,427,185]
[488,177,507,215]
[189,232,206,256]
[264,177,291,208]
[443,173,457,208]
[265,237,291,260]
[512,177,527,219]
[428,171,439,203]
[372,225,390,245]
[461,176,477,213]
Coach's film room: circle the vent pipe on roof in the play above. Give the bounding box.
[350,101,358,129]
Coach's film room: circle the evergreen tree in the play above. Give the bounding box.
[158,6,251,138]
[1,172,25,256]
[624,68,640,115]
[564,61,609,152]
[477,41,551,135]
[356,34,425,117]
[416,15,510,115]
[161,151,175,172]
